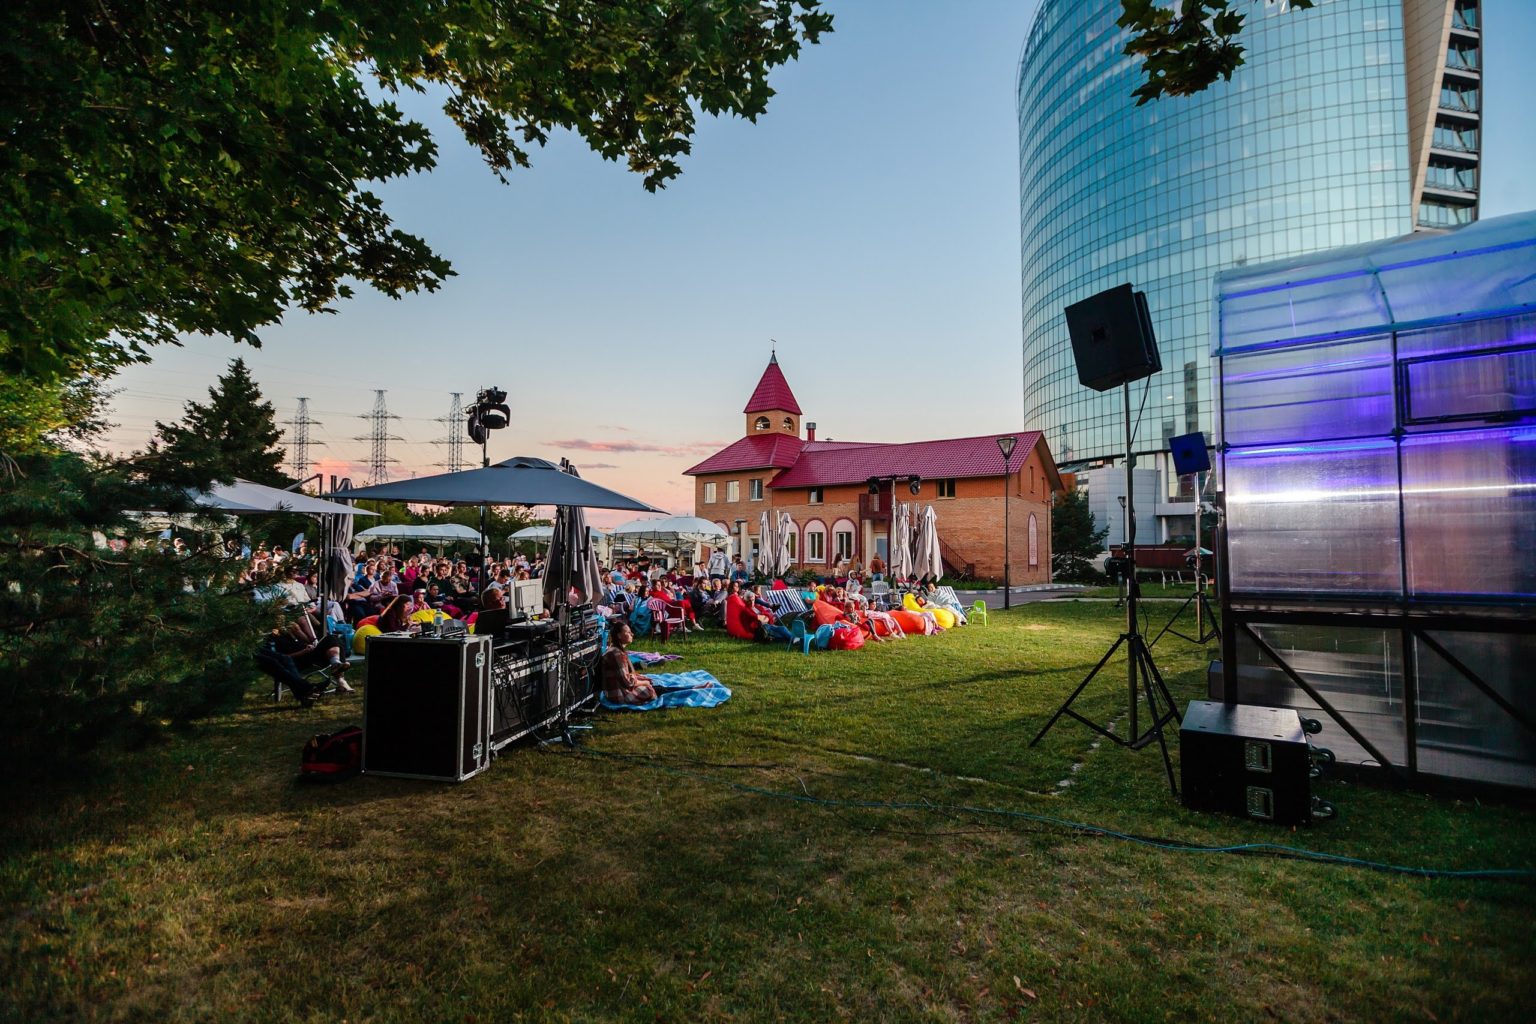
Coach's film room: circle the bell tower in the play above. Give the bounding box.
[742,353,803,438]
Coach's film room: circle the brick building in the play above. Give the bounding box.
[683,356,1063,582]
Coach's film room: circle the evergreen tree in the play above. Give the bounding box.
[144,358,288,487]
[0,445,275,778]
[1052,488,1109,582]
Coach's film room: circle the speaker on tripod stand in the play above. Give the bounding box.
[1030,283,1182,795]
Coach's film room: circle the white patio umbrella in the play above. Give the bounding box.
[608,515,729,569]
[889,502,914,581]
[914,505,944,582]
[774,511,797,576]
[758,509,775,577]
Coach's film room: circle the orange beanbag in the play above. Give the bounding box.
[890,610,928,635]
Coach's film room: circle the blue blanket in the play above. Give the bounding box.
[600,670,731,712]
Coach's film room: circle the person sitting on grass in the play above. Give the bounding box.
[601,620,658,706]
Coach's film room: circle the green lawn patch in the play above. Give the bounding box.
[3,602,1533,1022]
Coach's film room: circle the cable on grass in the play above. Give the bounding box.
[554,747,1536,883]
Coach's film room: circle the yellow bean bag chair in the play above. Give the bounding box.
[902,592,956,629]
[410,608,438,625]
[352,623,382,655]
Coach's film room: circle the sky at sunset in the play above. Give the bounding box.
[101,0,1536,527]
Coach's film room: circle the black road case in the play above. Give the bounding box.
[1181,700,1313,825]
[363,634,492,782]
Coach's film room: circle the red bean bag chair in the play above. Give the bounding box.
[827,623,866,651]
[890,610,928,636]
[725,595,759,640]
[356,615,379,629]
[811,598,843,629]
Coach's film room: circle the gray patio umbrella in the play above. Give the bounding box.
[774,511,797,576]
[543,462,605,613]
[323,504,356,606]
[329,456,661,512]
[914,504,943,582]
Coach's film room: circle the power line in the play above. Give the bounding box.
[433,392,467,473]
[284,397,323,480]
[353,390,403,486]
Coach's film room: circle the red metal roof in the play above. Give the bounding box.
[767,432,1047,488]
[742,356,803,415]
[684,433,807,476]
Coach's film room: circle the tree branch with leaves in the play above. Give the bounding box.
[1120,0,1313,105]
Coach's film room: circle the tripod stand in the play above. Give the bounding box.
[1150,572,1221,647]
[1150,470,1221,648]
[1029,382,1182,796]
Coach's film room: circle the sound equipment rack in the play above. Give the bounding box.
[363,612,607,779]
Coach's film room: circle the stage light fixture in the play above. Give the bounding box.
[867,477,880,495]
[908,477,923,495]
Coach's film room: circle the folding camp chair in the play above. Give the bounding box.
[254,639,334,706]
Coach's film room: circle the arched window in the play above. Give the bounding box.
[803,520,827,563]
[754,416,770,431]
[1028,513,1039,569]
[831,518,857,563]
[782,417,794,431]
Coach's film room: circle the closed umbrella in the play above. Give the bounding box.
[543,462,605,613]
[914,505,943,582]
[889,502,914,582]
[324,506,356,606]
[774,511,796,576]
[758,509,775,577]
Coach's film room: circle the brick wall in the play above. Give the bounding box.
[690,443,1061,582]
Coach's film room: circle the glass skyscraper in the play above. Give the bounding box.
[1017,0,1483,503]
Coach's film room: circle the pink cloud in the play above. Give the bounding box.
[581,462,620,469]
[545,437,726,457]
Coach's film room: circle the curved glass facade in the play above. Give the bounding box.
[1018,0,1416,466]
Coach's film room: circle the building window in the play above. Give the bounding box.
[703,482,717,504]
[726,480,740,502]
[936,478,957,499]
[1028,513,1039,569]
[804,522,826,562]
[808,486,824,504]
[832,518,856,561]
[749,479,763,500]
[754,416,770,431]
[784,531,797,559]
[1030,466,1036,493]
[782,417,794,431]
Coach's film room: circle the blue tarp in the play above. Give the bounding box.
[599,670,731,712]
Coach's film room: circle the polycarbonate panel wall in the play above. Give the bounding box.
[1215,216,1536,789]
[1221,310,1536,600]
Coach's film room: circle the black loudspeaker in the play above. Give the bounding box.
[1168,431,1211,475]
[1180,701,1313,826]
[1064,283,1161,392]
[363,635,492,782]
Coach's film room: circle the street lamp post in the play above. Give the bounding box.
[997,436,1017,610]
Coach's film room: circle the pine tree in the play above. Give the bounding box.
[145,358,289,487]
[1052,488,1109,582]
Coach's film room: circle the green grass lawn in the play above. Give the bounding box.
[4,602,1534,1023]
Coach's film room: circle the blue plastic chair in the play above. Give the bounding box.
[787,617,812,655]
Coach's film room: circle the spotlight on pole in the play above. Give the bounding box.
[907,476,923,496]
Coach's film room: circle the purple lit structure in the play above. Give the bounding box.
[1214,211,1536,792]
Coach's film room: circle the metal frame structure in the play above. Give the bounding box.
[1213,213,1536,793]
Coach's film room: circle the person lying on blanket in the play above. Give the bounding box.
[602,621,659,706]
